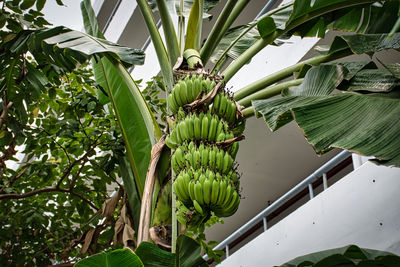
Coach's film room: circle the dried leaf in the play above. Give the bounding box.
[101,187,123,224]
[137,135,166,244]
[80,228,96,254]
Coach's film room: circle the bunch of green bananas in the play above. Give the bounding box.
[166,73,244,229]
[171,141,237,175]
[168,74,216,114]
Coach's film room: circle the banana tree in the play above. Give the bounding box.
[72,0,400,264]
[2,0,399,264]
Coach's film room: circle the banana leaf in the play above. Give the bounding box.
[75,235,206,267]
[75,249,143,267]
[44,27,144,68]
[81,0,162,200]
[253,62,400,167]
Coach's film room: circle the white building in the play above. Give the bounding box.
[93,0,400,265]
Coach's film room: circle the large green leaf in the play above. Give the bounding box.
[254,93,400,166]
[44,28,144,67]
[253,61,400,167]
[324,33,400,55]
[291,93,400,166]
[75,249,143,267]
[118,156,141,232]
[81,0,162,198]
[280,245,400,267]
[93,55,159,197]
[135,242,175,267]
[176,235,208,267]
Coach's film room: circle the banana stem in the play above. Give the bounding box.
[234,48,352,101]
[238,78,303,108]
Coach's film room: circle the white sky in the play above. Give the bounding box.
[42,0,87,31]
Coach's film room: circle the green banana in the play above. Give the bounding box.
[194,181,204,205]
[186,76,194,103]
[216,132,225,142]
[219,94,227,118]
[188,180,196,201]
[168,93,178,114]
[194,115,201,140]
[203,178,212,205]
[193,150,201,169]
[216,179,227,207]
[208,116,218,141]
[193,199,203,214]
[201,116,209,140]
[175,147,184,169]
[228,101,236,125]
[210,179,220,205]
[201,146,209,168]
[212,93,221,113]
[222,152,231,174]
[179,80,188,104]
[216,149,224,171]
[222,183,233,207]
[209,146,216,170]
[173,83,183,107]
[187,115,194,140]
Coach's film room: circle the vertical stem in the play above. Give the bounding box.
[178,0,185,54]
[156,0,180,67]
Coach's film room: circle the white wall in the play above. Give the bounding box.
[219,162,400,266]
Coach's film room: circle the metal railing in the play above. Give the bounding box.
[205,150,352,260]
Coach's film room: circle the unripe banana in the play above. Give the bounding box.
[222,152,232,174]
[175,124,183,144]
[216,179,227,207]
[179,79,188,104]
[223,191,240,217]
[216,132,225,142]
[208,116,218,141]
[187,115,194,140]
[194,75,202,98]
[201,116,209,140]
[219,94,228,118]
[222,183,233,207]
[203,179,212,205]
[193,199,203,214]
[201,147,209,168]
[194,181,204,205]
[168,93,178,114]
[228,101,237,125]
[193,150,201,169]
[209,146,216,170]
[178,107,185,121]
[230,141,239,159]
[210,179,220,205]
[186,76,194,103]
[173,83,183,107]
[180,120,189,140]
[209,80,216,93]
[185,152,193,167]
[171,153,179,172]
[188,180,196,201]
[212,93,221,113]
[175,147,184,169]
[194,115,201,140]
[215,120,224,139]
[216,150,224,170]
[165,135,177,149]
